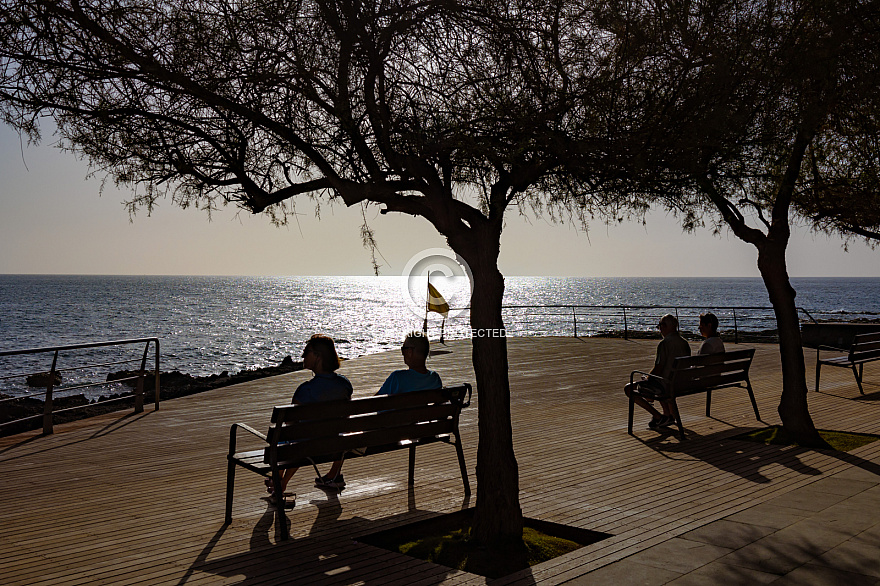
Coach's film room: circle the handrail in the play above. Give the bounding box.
[442,304,818,342]
[0,337,160,435]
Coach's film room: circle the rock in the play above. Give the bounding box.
[26,372,62,387]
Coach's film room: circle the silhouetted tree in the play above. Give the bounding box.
[0,0,637,543]
[605,0,880,445]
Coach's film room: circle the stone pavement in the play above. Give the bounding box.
[573,465,880,585]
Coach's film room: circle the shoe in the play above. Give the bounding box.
[657,415,676,428]
[269,493,296,509]
[648,417,662,430]
[315,474,346,489]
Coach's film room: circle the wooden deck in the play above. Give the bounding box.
[1,337,879,585]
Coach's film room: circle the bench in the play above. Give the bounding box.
[628,349,759,440]
[816,331,880,395]
[225,384,472,540]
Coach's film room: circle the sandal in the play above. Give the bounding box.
[269,493,296,509]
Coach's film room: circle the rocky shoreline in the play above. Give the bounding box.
[0,356,303,437]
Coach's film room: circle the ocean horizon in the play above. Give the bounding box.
[2,274,878,399]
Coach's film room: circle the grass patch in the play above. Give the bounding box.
[733,426,880,452]
[358,509,611,579]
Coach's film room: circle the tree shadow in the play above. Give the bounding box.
[177,487,466,584]
[640,427,824,484]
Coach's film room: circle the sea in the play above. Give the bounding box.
[1,275,878,400]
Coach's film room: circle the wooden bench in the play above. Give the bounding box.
[628,349,759,440]
[225,384,472,540]
[816,331,880,395]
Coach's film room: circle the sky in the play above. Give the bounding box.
[1,124,878,278]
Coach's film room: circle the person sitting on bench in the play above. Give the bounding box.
[698,312,725,355]
[266,334,352,504]
[315,332,442,489]
[376,331,442,396]
[624,313,691,430]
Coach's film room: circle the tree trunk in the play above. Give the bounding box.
[756,240,825,447]
[450,229,524,544]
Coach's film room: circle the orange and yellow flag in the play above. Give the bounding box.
[426,282,449,317]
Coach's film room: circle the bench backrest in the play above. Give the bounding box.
[669,349,755,396]
[850,332,880,363]
[264,384,471,465]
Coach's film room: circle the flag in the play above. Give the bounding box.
[426,282,449,317]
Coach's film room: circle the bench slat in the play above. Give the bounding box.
[853,332,880,345]
[272,403,458,442]
[270,387,462,423]
[269,419,455,463]
[673,360,750,381]
[673,349,754,368]
[675,371,751,396]
[851,347,880,362]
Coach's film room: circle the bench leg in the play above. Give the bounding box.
[408,445,416,486]
[746,380,761,421]
[854,364,865,395]
[627,395,635,435]
[271,469,290,541]
[705,390,712,417]
[669,399,686,440]
[815,359,822,392]
[454,433,471,496]
[225,459,236,524]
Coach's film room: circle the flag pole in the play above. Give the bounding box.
[423,270,429,335]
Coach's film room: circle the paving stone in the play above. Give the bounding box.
[812,540,880,578]
[623,537,733,574]
[665,561,778,585]
[717,534,828,575]
[807,477,877,497]
[810,503,880,536]
[763,486,850,512]
[726,504,808,530]
[852,524,880,547]
[564,559,682,585]
[680,520,776,550]
[770,562,878,585]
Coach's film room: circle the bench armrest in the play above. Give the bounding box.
[817,344,848,353]
[228,422,268,456]
[630,370,661,386]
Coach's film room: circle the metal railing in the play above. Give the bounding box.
[0,338,160,435]
[440,305,819,343]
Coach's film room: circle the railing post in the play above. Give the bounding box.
[154,339,161,411]
[42,350,59,435]
[623,307,629,340]
[733,309,739,345]
[573,307,578,338]
[135,343,149,414]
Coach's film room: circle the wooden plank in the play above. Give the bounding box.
[1,338,878,586]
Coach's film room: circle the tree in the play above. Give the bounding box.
[0,0,637,543]
[607,0,880,445]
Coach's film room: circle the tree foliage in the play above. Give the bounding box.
[0,0,646,542]
[600,0,880,444]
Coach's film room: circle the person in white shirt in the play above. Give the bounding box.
[698,312,725,355]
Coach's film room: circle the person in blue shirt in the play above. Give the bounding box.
[317,332,442,489]
[267,334,352,505]
[376,332,442,395]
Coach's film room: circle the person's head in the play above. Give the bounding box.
[302,334,341,373]
[401,331,429,367]
[699,312,720,338]
[657,314,679,335]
